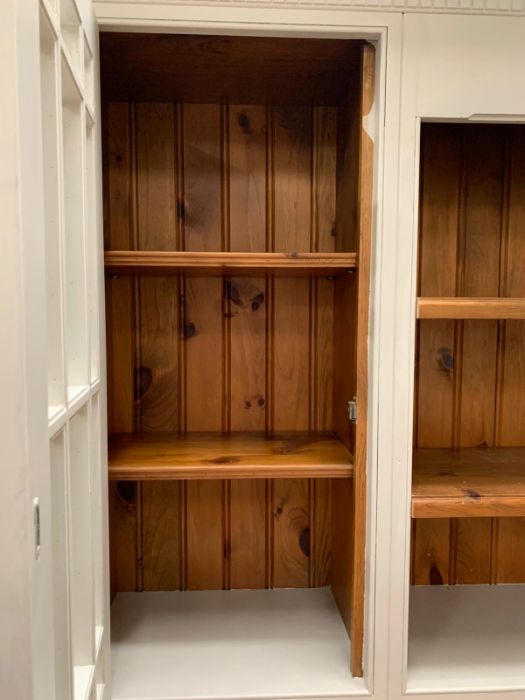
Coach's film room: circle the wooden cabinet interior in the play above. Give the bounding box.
[412,123,525,585]
[102,32,374,685]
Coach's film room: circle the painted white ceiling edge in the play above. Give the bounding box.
[93,0,525,17]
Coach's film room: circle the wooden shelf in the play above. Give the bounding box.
[417,297,525,320]
[412,447,525,518]
[108,432,353,480]
[104,251,358,276]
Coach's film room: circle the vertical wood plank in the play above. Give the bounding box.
[228,104,267,432]
[311,479,332,587]
[182,104,222,253]
[416,124,461,448]
[411,519,450,585]
[106,278,134,434]
[182,104,224,431]
[104,102,134,435]
[135,103,177,251]
[137,278,180,432]
[272,105,312,252]
[453,519,492,584]
[494,518,525,583]
[186,481,224,590]
[272,279,310,430]
[135,103,181,432]
[494,126,525,579]
[458,127,504,448]
[105,101,133,251]
[229,105,267,253]
[498,127,525,445]
[313,279,334,432]
[272,105,312,430]
[331,478,354,621]
[454,126,505,582]
[142,482,182,591]
[272,479,310,588]
[108,481,138,592]
[229,278,267,431]
[230,480,267,589]
[313,106,337,253]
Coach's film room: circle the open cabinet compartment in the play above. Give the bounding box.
[102,32,374,699]
[409,123,525,693]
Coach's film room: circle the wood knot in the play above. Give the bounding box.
[464,489,481,500]
[299,528,310,557]
[244,400,252,409]
[116,481,136,508]
[429,566,443,585]
[237,111,251,133]
[134,366,152,400]
[251,292,264,312]
[274,504,284,516]
[438,347,454,373]
[183,321,196,340]
[207,456,240,465]
[225,280,243,307]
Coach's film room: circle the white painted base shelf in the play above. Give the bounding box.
[111,587,366,700]
[408,584,525,693]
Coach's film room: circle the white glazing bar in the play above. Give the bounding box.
[61,58,89,400]
[40,8,66,419]
[68,407,95,670]
[50,429,73,700]
[85,114,100,383]
[90,394,103,627]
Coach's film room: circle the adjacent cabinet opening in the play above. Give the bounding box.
[101,33,375,699]
[409,123,525,693]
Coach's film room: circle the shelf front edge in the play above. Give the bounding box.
[104,251,358,276]
[108,464,353,480]
[417,297,525,320]
[412,495,525,519]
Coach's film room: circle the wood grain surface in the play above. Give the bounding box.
[413,123,525,585]
[108,432,354,480]
[413,447,525,518]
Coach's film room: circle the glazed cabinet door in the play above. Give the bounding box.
[32,0,109,698]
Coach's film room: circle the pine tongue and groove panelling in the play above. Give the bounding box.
[104,100,338,591]
[413,124,525,585]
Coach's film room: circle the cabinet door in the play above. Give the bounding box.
[19,0,109,698]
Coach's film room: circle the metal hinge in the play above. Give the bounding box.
[33,498,41,559]
[348,396,357,424]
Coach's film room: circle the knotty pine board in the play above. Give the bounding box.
[413,124,525,585]
[104,100,346,592]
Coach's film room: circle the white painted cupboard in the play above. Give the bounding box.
[3,3,525,700]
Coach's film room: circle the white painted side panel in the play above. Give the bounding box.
[405,13,525,120]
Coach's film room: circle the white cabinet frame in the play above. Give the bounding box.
[94,4,404,699]
[386,13,525,700]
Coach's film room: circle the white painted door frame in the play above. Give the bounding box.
[94,5,404,699]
